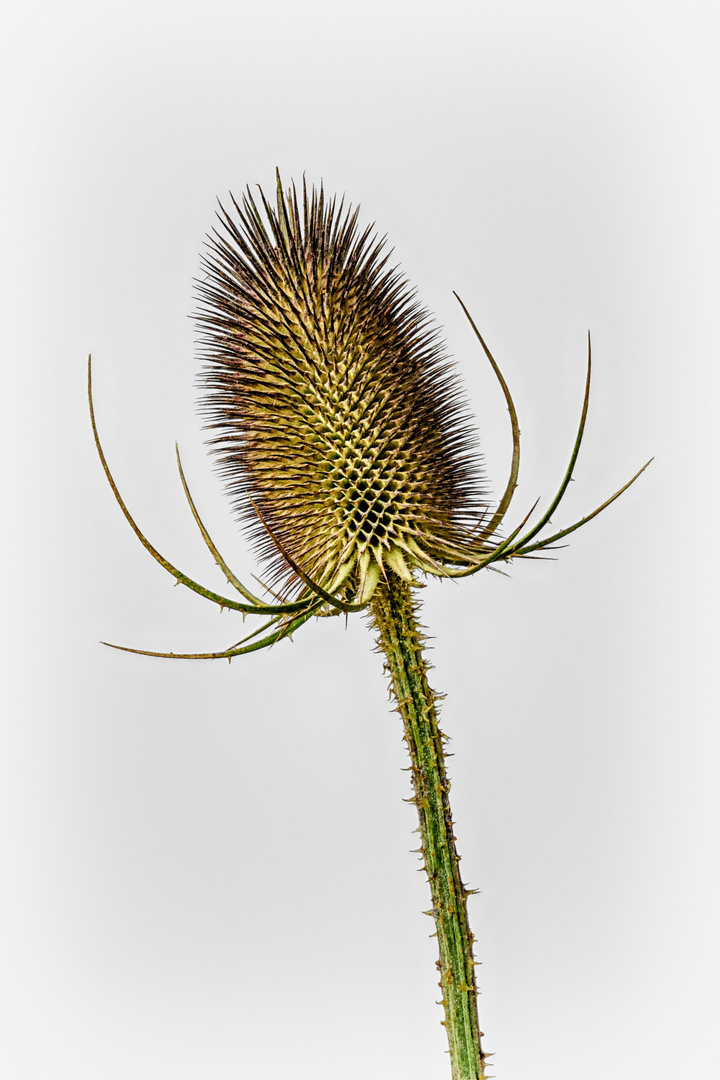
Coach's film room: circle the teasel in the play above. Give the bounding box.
[89,172,651,1080]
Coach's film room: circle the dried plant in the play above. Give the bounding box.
[89,173,650,1079]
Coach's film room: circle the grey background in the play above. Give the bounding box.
[2,2,718,1078]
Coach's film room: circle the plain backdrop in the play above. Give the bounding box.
[2,2,719,1078]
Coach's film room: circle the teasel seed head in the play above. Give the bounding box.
[195,173,489,603]
[89,171,651,659]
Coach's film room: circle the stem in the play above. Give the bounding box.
[370,576,490,1080]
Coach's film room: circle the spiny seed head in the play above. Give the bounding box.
[196,173,489,602]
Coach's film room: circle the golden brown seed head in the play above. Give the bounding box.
[196,174,488,601]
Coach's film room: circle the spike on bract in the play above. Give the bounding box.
[195,172,488,601]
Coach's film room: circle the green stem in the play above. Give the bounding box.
[370,576,490,1080]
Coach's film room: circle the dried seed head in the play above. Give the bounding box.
[196,173,488,602]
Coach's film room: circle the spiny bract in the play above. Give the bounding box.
[196,174,489,603]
